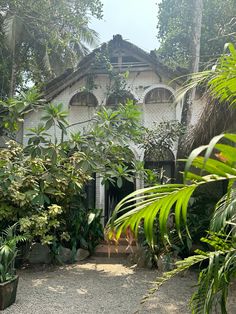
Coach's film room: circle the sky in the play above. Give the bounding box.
[90,0,160,52]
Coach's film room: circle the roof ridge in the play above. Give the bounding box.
[44,34,188,100]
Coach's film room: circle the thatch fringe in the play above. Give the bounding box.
[183,96,236,155]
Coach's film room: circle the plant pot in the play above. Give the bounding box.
[0,276,19,310]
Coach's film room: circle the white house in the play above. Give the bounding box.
[23,35,204,222]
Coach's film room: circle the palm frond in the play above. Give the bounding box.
[210,189,236,232]
[141,253,208,304]
[191,246,236,314]
[3,15,23,51]
[79,24,99,48]
[175,43,236,107]
[143,232,236,314]
[107,184,197,245]
[107,133,236,246]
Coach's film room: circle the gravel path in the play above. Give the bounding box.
[4,257,236,314]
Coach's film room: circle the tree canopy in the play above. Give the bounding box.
[157,0,236,69]
[0,0,103,98]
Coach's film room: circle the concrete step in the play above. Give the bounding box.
[99,237,136,246]
[94,238,137,258]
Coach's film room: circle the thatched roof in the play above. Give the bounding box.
[183,96,236,155]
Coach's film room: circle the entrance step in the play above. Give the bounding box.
[94,237,137,258]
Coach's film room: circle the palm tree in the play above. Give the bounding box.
[107,44,236,313]
[1,0,102,96]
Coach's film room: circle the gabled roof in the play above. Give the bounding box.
[44,34,188,101]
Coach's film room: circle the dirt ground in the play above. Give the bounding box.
[4,257,236,314]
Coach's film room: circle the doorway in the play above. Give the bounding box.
[104,178,135,224]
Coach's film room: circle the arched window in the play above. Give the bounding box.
[106,91,136,106]
[144,148,175,183]
[145,88,174,104]
[69,92,98,107]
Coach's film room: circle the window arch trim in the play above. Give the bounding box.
[106,90,137,106]
[140,84,176,104]
[69,91,98,107]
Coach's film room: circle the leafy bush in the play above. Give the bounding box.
[19,205,64,245]
[0,96,147,254]
[0,88,185,261]
[66,207,104,255]
[0,140,89,244]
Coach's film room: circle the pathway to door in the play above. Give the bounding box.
[4,256,199,314]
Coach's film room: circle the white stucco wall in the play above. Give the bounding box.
[22,68,205,215]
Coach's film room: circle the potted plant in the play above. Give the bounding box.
[0,223,26,310]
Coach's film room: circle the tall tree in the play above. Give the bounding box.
[190,0,203,74]
[0,0,103,97]
[157,0,236,69]
[175,0,203,171]
[180,0,203,128]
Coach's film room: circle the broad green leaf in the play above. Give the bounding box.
[88,213,96,225]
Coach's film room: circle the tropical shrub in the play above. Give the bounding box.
[0,94,148,253]
[0,85,187,261]
[65,207,104,255]
[0,139,88,244]
[19,205,64,245]
[0,88,44,136]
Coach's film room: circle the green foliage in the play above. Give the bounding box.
[0,223,26,283]
[141,121,185,159]
[0,87,183,260]
[19,205,64,245]
[186,191,218,251]
[0,137,89,244]
[67,101,144,184]
[66,207,103,255]
[108,133,236,312]
[0,0,103,96]
[107,133,236,243]
[157,0,236,69]
[144,232,236,314]
[0,87,44,135]
[177,43,236,105]
[207,43,236,105]
[92,49,131,103]
[0,92,146,252]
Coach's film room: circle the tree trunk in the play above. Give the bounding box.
[176,0,203,180]
[189,0,203,109]
[9,48,17,97]
[181,0,203,129]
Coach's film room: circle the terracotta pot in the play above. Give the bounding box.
[0,276,19,310]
